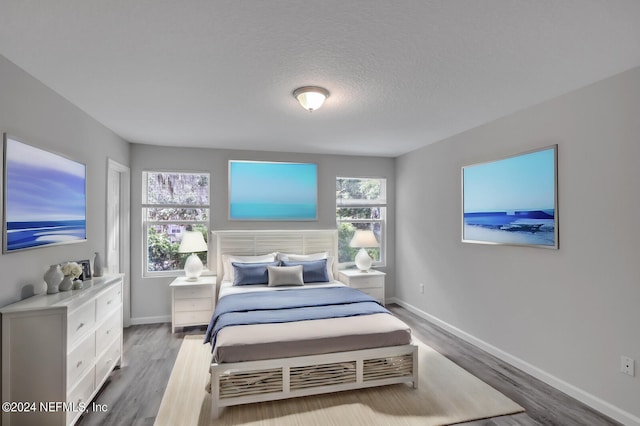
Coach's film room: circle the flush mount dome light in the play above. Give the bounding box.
[293,86,329,112]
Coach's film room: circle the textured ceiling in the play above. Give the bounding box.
[0,1,639,157]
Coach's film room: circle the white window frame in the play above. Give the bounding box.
[336,177,387,268]
[142,170,210,278]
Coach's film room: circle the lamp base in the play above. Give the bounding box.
[354,248,373,272]
[184,253,204,280]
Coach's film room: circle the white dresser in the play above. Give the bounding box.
[170,276,216,333]
[338,269,386,305]
[1,274,124,426]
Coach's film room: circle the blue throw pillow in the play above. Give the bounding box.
[232,261,280,286]
[281,259,329,283]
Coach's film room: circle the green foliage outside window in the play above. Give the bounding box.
[336,177,385,264]
[147,224,208,272]
[144,171,209,274]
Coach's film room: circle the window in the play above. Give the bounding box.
[143,171,210,276]
[336,177,386,266]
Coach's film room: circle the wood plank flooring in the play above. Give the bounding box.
[77,305,620,426]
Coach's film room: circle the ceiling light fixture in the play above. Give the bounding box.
[293,86,329,112]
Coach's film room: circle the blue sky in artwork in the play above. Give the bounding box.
[230,161,317,204]
[463,148,555,213]
[6,138,86,222]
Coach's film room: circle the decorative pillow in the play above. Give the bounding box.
[267,265,304,287]
[232,261,280,286]
[222,253,277,281]
[278,252,335,281]
[281,259,329,283]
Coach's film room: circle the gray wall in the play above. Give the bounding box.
[0,55,130,309]
[130,144,395,322]
[395,67,640,423]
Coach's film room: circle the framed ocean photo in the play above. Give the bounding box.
[462,145,558,249]
[229,160,318,221]
[3,134,87,253]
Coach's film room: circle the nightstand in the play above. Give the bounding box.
[170,276,216,333]
[338,269,386,305]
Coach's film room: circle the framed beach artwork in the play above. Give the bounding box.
[3,134,87,253]
[462,145,558,249]
[229,160,318,220]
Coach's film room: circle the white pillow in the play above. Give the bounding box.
[222,253,277,281]
[267,265,304,287]
[278,252,335,281]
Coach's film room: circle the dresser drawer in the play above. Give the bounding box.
[174,297,213,312]
[174,285,212,299]
[96,338,121,386]
[175,310,212,326]
[67,366,95,425]
[96,308,122,356]
[67,302,96,349]
[96,284,122,321]
[68,333,96,387]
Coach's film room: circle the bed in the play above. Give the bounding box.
[207,230,418,418]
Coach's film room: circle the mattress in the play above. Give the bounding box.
[213,280,412,363]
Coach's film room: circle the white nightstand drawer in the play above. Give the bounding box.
[174,297,213,312]
[359,287,384,303]
[175,310,212,326]
[346,276,384,289]
[339,270,385,306]
[174,286,212,299]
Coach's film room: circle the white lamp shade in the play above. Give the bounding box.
[349,230,379,248]
[178,231,208,280]
[293,86,329,111]
[178,231,208,253]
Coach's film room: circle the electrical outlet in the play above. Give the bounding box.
[419,283,424,294]
[620,356,635,376]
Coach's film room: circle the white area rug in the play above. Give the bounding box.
[155,335,523,426]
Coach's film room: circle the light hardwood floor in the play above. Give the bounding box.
[77,305,621,426]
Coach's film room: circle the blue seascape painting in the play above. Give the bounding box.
[4,136,86,252]
[462,146,557,248]
[229,161,317,220]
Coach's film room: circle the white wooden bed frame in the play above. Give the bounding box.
[208,229,419,418]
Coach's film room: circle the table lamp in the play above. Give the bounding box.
[349,230,379,272]
[178,231,208,280]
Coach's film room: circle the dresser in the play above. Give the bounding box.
[170,276,216,333]
[1,274,124,426]
[338,269,386,305]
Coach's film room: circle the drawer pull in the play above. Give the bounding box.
[76,361,83,368]
[106,329,111,335]
[77,322,85,331]
[107,300,112,305]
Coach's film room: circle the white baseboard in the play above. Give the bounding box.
[130,315,171,325]
[390,297,640,426]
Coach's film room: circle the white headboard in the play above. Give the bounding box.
[211,229,339,283]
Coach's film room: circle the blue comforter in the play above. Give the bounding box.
[204,286,389,348]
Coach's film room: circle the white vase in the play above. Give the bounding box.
[44,264,63,294]
[59,275,74,291]
[93,252,104,277]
